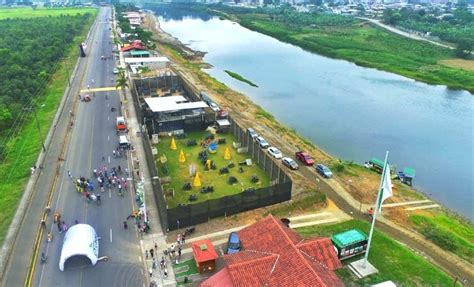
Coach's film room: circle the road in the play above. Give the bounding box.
[2,7,146,287]
[358,17,454,50]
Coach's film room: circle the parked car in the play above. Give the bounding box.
[113,68,119,74]
[315,164,333,178]
[255,136,269,149]
[267,147,283,159]
[209,102,220,112]
[282,157,299,170]
[247,128,258,139]
[226,232,241,254]
[295,151,315,166]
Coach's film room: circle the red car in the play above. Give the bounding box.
[295,151,315,166]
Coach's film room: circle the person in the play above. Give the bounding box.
[40,253,47,264]
[160,257,165,269]
[92,92,96,97]
[152,257,157,269]
[47,232,53,243]
[123,221,128,229]
[163,268,168,278]
[44,205,51,214]
[96,194,101,204]
[113,150,116,158]
[105,94,108,100]
[150,248,154,258]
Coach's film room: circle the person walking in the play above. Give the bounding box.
[149,248,154,259]
[178,246,182,258]
[68,170,72,178]
[145,250,149,259]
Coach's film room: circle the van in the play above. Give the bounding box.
[119,135,130,149]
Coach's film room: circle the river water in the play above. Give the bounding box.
[152,9,474,220]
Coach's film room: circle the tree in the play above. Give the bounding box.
[115,73,129,100]
[455,40,473,59]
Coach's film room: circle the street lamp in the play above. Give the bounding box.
[24,105,46,152]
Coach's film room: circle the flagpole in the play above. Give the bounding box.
[363,151,389,268]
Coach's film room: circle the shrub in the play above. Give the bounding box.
[228,162,235,168]
[421,226,457,252]
[228,176,238,184]
[182,182,192,190]
[219,167,229,174]
[251,175,259,183]
[187,139,197,146]
[217,138,226,144]
[162,164,169,175]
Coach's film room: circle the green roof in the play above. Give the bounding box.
[130,50,150,56]
[403,167,416,178]
[331,229,368,248]
[369,158,384,168]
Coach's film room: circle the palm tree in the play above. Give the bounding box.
[116,72,129,100]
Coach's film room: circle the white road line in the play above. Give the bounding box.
[108,156,111,163]
[108,116,110,121]
[110,228,113,243]
[109,189,112,198]
[108,135,110,141]
[139,256,142,262]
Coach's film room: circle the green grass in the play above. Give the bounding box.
[224,70,258,87]
[264,191,326,217]
[0,7,97,20]
[234,14,474,93]
[298,220,455,286]
[0,10,97,245]
[174,258,199,276]
[410,214,474,263]
[155,131,270,208]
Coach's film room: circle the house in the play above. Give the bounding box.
[201,215,343,287]
[143,96,215,134]
[120,41,146,52]
[124,57,170,73]
[192,239,219,274]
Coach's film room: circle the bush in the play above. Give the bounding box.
[177,133,186,139]
[228,176,238,184]
[219,167,229,174]
[251,175,259,183]
[162,164,169,175]
[217,138,226,144]
[228,162,235,168]
[182,182,192,190]
[186,139,197,146]
[188,194,198,202]
[421,226,457,252]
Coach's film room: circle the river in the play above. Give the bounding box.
[151,8,473,220]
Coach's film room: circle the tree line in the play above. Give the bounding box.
[0,13,93,156]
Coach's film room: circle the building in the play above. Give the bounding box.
[331,229,368,260]
[125,57,170,73]
[192,239,219,274]
[201,215,343,287]
[143,96,215,134]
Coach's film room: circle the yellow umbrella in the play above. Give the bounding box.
[179,149,186,163]
[224,147,231,160]
[170,137,177,150]
[193,172,202,187]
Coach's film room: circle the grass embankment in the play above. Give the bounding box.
[410,213,474,263]
[155,132,270,208]
[298,220,455,286]
[0,8,97,245]
[231,14,474,93]
[0,7,96,19]
[224,70,258,87]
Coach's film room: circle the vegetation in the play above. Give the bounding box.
[0,7,96,20]
[155,131,270,208]
[171,3,474,92]
[0,8,96,244]
[298,220,454,286]
[382,2,474,54]
[115,4,155,49]
[410,213,474,263]
[224,70,258,87]
[264,191,326,217]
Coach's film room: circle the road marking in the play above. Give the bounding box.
[110,228,113,243]
[80,86,120,93]
[108,116,110,121]
[109,189,112,198]
[139,256,142,262]
[108,135,110,141]
[108,156,111,163]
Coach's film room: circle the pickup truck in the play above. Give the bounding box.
[295,151,315,166]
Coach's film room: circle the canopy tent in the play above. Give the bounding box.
[59,224,99,271]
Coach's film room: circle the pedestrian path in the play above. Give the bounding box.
[79,86,121,93]
[406,204,440,211]
[382,199,431,208]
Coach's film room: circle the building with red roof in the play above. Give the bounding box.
[120,40,146,52]
[192,239,219,274]
[200,215,343,287]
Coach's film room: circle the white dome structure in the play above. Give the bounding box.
[59,224,99,271]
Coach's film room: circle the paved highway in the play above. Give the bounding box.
[2,7,146,287]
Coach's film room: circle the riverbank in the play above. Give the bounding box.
[143,12,473,280]
[224,70,258,87]
[204,6,474,94]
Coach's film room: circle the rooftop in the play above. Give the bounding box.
[124,57,169,64]
[192,239,218,263]
[201,215,343,287]
[144,96,208,113]
[331,229,367,248]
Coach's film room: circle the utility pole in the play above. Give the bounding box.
[24,106,46,152]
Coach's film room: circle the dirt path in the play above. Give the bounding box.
[144,13,473,284]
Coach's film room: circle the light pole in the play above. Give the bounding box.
[24,105,46,152]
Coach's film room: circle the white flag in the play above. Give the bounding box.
[378,164,393,211]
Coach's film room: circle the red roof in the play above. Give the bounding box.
[192,239,218,263]
[200,215,343,287]
[120,41,146,52]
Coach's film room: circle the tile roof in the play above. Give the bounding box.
[192,239,218,263]
[200,215,343,287]
[200,268,233,287]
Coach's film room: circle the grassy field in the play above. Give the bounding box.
[224,70,258,87]
[155,131,270,208]
[298,220,455,286]
[409,213,474,263]
[0,10,97,245]
[0,7,96,19]
[234,15,474,93]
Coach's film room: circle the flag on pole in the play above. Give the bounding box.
[377,162,393,211]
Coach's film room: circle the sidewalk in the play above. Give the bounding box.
[116,22,176,287]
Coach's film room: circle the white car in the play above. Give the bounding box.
[209,102,220,112]
[267,147,283,159]
[113,68,119,74]
[255,136,270,149]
